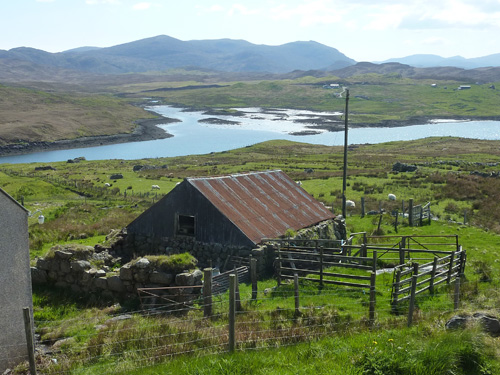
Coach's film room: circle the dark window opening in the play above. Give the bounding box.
[177,214,195,236]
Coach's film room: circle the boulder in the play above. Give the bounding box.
[94,277,108,290]
[31,267,47,284]
[175,272,195,286]
[392,162,418,172]
[150,271,174,285]
[192,269,203,285]
[445,315,469,330]
[473,313,500,336]
[107,276,125,293]
[120,264,134,281]
[110,174,123,180]
[54,250,73,260]
[71,260,91,272]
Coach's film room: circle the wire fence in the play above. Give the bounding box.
[2,274,495,374]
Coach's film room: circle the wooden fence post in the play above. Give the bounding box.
[294,274,300,317]
[319,246,324,287]
[454,276,460,310]
[361,196,365,218]
[369,272,376,327]
[447,251,456,284]
[429,257,438,295]
[428,203,432,225]
[394,210,399,233]
[229,274,236,353]
[277,245,282,286]
[392,269,401,313]
[409,199,414,227]
[459,250,466,277]
[399,240,405,265]
[234,267,242,311]
[250,257,258,300]
[419,206,423,226]
[203,268,212,318]
[407,275,418,327]
[23,307,37,375]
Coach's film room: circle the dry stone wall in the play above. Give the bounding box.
[31,244,202,300]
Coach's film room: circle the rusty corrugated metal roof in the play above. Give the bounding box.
[187,170,334,245]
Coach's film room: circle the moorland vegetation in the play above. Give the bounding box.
[2,137,500,374]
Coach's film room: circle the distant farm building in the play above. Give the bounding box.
[125,170,337,268]
[0,188,33,372]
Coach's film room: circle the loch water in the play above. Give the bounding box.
[1,105,500,164]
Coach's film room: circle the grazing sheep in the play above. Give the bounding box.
[151,185,160,190]
[104,183,111,187]
[296,181,302,186]
[346,200,356,208]
[388,193,396,201]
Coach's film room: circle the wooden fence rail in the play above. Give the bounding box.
[275,246,377,289]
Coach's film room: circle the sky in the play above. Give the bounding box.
[1,0,499,62]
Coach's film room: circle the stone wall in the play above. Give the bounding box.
[31,219,342,300]
[31,244,203,301]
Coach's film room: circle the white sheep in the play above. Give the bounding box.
[151,185,160,190]
[104,183,111,187]
[388,193,396,201]
[296,181,302,186]
[346,200,356,208]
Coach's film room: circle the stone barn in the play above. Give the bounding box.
[125,170,337,269]
[0,188,33,372]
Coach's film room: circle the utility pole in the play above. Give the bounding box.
[342,88,350,218]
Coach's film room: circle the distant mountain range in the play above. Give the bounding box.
[380,54,500,69]
[0,35,355,75]
[0,35,499,83]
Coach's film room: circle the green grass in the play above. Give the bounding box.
[4,137,500,373]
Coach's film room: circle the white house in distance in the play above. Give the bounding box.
[0,187,33,372]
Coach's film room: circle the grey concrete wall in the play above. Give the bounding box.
[0,190,32,372]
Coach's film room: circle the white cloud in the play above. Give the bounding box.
[270,1,345,26]
[133,2,152,10]
[85,0,121,5]
[227,4,260,16]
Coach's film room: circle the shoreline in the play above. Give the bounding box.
[0,116,180,157]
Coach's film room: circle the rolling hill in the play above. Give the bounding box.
[0,35,355,75]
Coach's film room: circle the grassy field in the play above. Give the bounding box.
[0,84,156,145]
[3,137,500,374]
[121,74,500,124]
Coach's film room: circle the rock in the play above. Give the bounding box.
[446,315,469,330]
[192,269,203,285]
[133,268,150,283]
[120,264,134,281]
[94,277,108,290]
[52,337,76,351]
[473,313,500,336]
[34,166,56,171]
[393,162,418,172]
[105,314,132,324]
[31,267,47,284]
[175,272,195,286]
[54,250,73,260]
[150,271,174,285]
[110,174,123,180]
[71,260,91,272]
[107,276,125,293]
[60,261,71,274]
[135,258,150,268]
[95,269,107,277]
